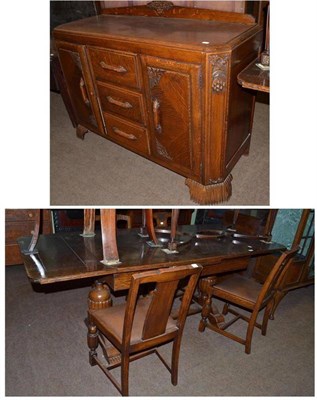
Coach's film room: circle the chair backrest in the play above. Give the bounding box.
[122,264,202,346]
[255,246,299,310]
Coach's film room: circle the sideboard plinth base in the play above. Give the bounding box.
[185,175,232,205]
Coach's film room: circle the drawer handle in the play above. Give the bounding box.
[153,98,162,133]
[99,61,127,74]
[79,77,90,106]
[112,126,137,141]
[106,96,132,109]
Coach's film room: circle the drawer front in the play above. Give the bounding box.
[88,47,140,89]
[5,244,23,266]
[5,221,37,244]
[97,82,145,125]
[104,113,149,155]
[5,209,40,222]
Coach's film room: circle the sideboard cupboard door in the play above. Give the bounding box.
[55,41,104,135]
[141,56,202,179]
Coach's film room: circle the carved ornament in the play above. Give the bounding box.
[155,138,172,160]
[210,55,229,94]
[147,67,166,89]
[147,1,174,15]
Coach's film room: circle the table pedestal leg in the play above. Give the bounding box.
[87,281,121,365]
[198,276,225,332]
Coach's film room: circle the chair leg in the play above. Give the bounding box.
[222,302,230,315]
[121,352,130,396]
[171,336,182,386]
[269,289,287,320]
[87,322,98,366]
[245,311,258,354]
[261,301,273,336]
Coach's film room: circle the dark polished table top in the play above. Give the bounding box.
[17,225,285,286]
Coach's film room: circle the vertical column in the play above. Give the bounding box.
[168,209,180,251]
[100,209,120,265]
[82,209,96,237]
[145,209,161,247]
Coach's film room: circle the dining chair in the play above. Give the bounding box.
[199,246,299,354]
[87,263,202,396]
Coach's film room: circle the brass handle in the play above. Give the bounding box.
[153,98,162,133]
[99,61,127,73]
[112,126,137,141]
[79,77,90,105]
[106,96,132,109]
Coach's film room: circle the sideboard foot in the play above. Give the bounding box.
[76,124,88,140]
[185,175,232,205]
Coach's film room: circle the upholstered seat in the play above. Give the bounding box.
[89,296,178,347]
[213,273,269,308]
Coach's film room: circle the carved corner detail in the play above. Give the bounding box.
[155,138,173,160]
[147,1,174,14]
[210,55,229,94]
[147,67,166,89]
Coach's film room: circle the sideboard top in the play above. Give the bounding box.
[54,14,258,51]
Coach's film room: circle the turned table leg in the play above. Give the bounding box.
[87,281,121,365]
[88,281,113,310]
[198,276,225,332]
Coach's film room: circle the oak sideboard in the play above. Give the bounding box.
[53,1,262,204]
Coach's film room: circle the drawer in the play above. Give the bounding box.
[5,244,23,266]
[5,221,37,244]
[88,47,140,89]
[104,113,149,155]
[5,209,40,222]
[97,82,146,125]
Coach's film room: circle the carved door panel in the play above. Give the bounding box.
[141,56,202,178]
[55,42,104,133]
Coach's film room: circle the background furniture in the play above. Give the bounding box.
[253,209,314,316]
[5,210,52,266]
[51,209,193,231]
[237,58,269,93]
[195,209,276,236]
[199,247,299,354]
[237,2,269,93]
[88,264,202,395]
[53,2,262,204]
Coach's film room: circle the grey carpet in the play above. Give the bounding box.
[50,93,269,206]
[6,265,314,396]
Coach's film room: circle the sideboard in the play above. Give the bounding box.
[5,210,52,266]
[53,2,262,204]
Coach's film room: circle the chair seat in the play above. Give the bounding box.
[213,274,266,308]
[89,296,178,347]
